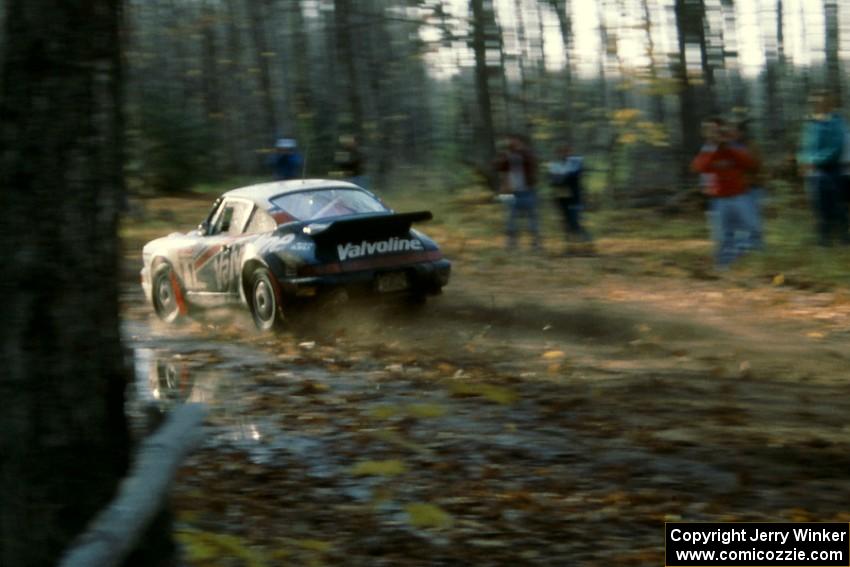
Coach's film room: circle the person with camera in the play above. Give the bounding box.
[691,117,758,269]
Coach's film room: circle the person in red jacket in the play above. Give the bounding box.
[691,117,758,268]
[494,134,541,250]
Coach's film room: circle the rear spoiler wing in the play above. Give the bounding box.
[302,211,433,244]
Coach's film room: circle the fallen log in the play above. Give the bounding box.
[59,403,207,567]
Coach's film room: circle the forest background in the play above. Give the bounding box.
[104,0,850,202]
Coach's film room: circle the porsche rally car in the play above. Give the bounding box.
[141,180,451,330]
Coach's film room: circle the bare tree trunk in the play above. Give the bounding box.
[550,0,574,142]
[720,0,747,108]
[0,0,137,565]
[696,0,717,114]
[201,0,224,174]
[763,0,785,147]
[289,0,314,149]
[168,0,192,113]
[470,0,497,185]
[824,0,841,105]
[223,0,248,172]
[334,0,364,142]
[247,0,279,137]
[674,0,700,182]
[596,0,609,109]
[642,0,666,122]
[513,0,531,131]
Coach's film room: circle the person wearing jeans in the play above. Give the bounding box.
[549,145,592,247]
[494,134,541,250]
[708,194,756,267]
[692,118,758,269]
[506,190,540,249]
[731,120,765,251]
[807,169,848,246]
[799,91,848,246]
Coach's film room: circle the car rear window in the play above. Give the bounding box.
[270,188,387,222]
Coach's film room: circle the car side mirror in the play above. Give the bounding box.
[198,221,209,235]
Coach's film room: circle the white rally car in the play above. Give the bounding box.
[141,180,451,330]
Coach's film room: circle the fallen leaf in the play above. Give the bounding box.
[407,403,448,418]
[369,405,403,419]
[296,539,332,553]
[542,350,566,360]
[449,382,518,405]
[351,459,407,477]
[405,503,453,529]
[177,530,267,566]
[369,430,431,455]
[437,363,455,375]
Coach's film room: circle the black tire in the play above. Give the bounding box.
[152,264,185,324]
[250,267,282,331]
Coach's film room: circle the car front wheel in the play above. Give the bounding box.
[250,267,281,331]
[152,264,185,324]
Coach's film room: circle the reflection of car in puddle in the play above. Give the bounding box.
[129,347,273,448]
[132,347,213,406]
[152,357,194,402]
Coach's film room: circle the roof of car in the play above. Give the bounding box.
[224,179,363,209]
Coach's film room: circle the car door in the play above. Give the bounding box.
[191,198,253,297]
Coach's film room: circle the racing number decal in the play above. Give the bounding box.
[192,242,231,292]
[193,240,240,293]
[212,246,235,292]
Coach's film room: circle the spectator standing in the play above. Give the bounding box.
[798,91,848,246]
[732,120,765,251]
[691,118,758,269]
[270,138,303,181]
[841,121,850,211]
[548,145,592,248]
[494,135,541,251]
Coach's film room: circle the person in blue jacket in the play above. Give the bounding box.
[548,144,592,246]
[798,91,848,246]
[270,138,303,181]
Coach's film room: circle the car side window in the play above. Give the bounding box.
[201,198,223,234]
[209,206,233,235]
[209,200,252,236]
[244,209,277,234]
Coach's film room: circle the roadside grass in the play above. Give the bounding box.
[391,178,850,290]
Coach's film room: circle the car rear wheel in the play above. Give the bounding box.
[250,267,281,331]
[152,264,185,324]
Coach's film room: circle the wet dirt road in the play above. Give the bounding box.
[123,278,850,566]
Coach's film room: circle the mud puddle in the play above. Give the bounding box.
[121,289,850,565]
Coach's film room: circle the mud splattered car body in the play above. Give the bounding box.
[141,180,451,330]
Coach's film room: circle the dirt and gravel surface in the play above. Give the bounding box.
[123,196,850,566]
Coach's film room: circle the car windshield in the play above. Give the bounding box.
[270,188,388,222]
